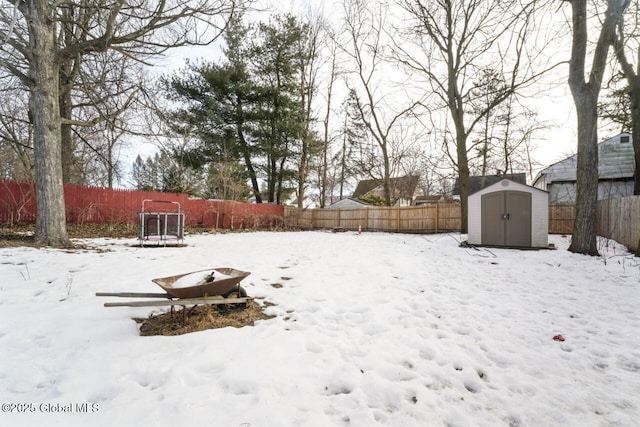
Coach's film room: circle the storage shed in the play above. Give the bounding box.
[468,179,548,248]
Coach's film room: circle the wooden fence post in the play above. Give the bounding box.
[365,208,369,231]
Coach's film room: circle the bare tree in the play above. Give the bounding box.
[0,0,240,246]
[0,75,32,180]
[332,105,361,202]
[397,0,556,232]
[317,34,341,207]
[612,0,640,195]
[467,69,544,181]
[294,10,324,208]
[342,0,418,206]
[71,51,150,188]
[0,7,150,188]
[566,0,627,256]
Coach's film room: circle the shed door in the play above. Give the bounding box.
[481,192,505,246]
[505,191,531,247]
[481,190,532,247]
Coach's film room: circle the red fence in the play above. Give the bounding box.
[0,180,284,229]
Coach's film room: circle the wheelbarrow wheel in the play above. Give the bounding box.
[218,285,248,313]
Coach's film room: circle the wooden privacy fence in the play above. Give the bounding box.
[597,196,640,253]
[0,179,284,229]
[287,200,639,252]
[548,204,576,235]
[284,204,462,233]
[548,198,640,252]
[2,176,638,252]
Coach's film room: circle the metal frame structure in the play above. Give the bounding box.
[138,199,185,246]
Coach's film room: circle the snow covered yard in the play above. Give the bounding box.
[0,231,639,427]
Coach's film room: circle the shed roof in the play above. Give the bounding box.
[453,173,527,195]
[469,178,548,197]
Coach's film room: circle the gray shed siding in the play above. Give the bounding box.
[468,179,548,248]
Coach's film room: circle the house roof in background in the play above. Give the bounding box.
[326,198,370,209]
[533,133,634,186]
[352,176,420,199]
[413,194,454,204]
[415,195,444,203]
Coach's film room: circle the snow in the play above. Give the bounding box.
[171,270,232,289]
[1,231,639,427]
[171,271,210,288]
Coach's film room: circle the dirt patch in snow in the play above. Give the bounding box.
[0,229,37,247]
[0,223,138,248]
[134,300,275,336]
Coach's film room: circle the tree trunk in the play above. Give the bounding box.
[339,134,347,200]
[610,2,638,194]
[320,66,335,208]
[277,156,286,205]
[297,66,310,209]
[27,1,72,247]
[59,84,74,184]
[382,145,392,206]
[452,85,470,233]
[268,152,276,203]
[297,134,307,208]
[320,128,328,208]
[566,0,620,256]
[107,136,114,188]
[482,111,489,176]
[448,43,470,234]
[457,133,470,234]
[236,114,261,203]
[568,92,599,256]
[631,83,640,195]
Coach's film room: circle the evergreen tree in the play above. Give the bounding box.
[162,14,310,204]
[599,78,632,133]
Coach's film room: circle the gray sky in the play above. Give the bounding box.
[126,0,625,188]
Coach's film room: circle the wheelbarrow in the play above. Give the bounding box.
[96,268,251,309]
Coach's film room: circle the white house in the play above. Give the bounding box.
[533,133,635,203]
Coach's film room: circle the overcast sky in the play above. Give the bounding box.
[124,0,626,188]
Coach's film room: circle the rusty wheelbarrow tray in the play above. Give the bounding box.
[96,267,251,308]
[153,267,250,299]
